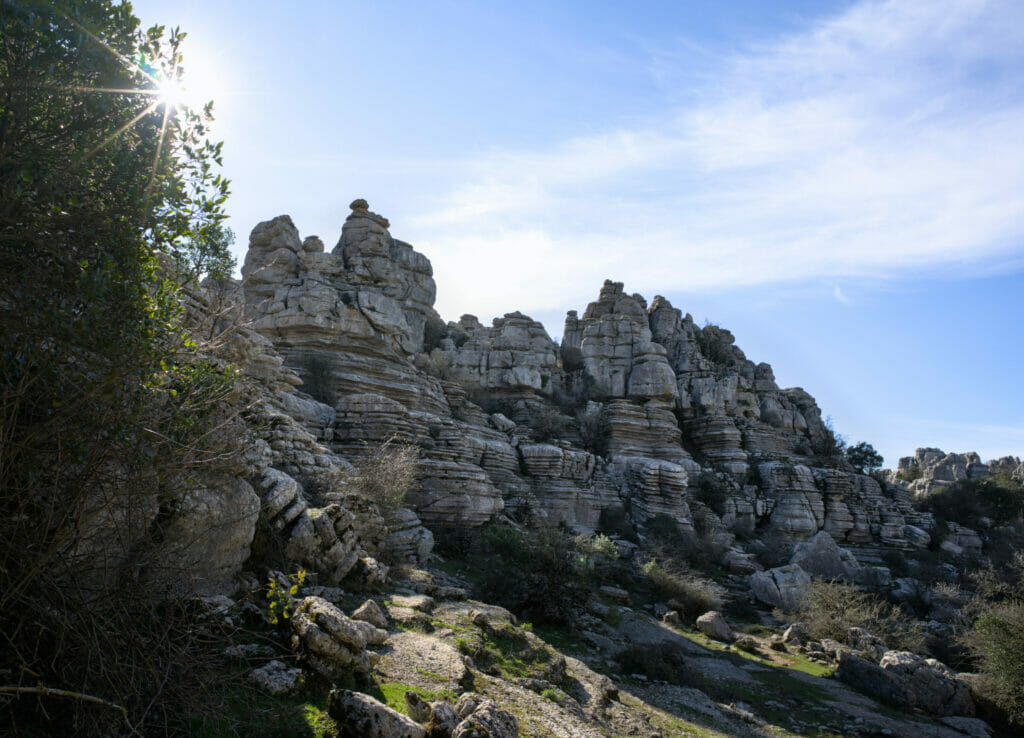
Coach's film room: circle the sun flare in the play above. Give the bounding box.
[157,78,187,109]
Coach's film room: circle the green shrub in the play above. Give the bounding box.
[541,688,564,704]
[795,580,924,653]
[616,642,695,685]
[694,471,728,516]
[846,442,883,474]
[918,473,1024,529]
[897,465,923,482]
[968,603,1024,725]
[472,523,592,625]
[645,513,687,546]
[552,365,598,413]
[577,404,610,457]
[422,315,448,352]
[589,534,619,561]
[694,324,735,366]
[560,346,585,374]
[526,405,572,442]
[0,3,237,732]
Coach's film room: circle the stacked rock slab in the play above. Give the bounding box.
[441,312,558,393]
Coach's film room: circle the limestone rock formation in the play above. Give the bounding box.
[291,596,388,679]
[892,448,994,496]
[837,650,975,717]
[233,202,963,576]
[328,688,427,738]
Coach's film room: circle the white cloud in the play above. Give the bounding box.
[408,0,1024,323]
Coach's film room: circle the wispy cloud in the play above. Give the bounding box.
[410,0,1024,323]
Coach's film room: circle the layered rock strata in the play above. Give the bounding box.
[237,201,962,572]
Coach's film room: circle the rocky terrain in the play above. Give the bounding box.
[140,200,1023,736]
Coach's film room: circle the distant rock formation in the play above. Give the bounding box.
[888,447,1024,496]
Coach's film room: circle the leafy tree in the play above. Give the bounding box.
[846,441,884,474]
[0,0,234,730]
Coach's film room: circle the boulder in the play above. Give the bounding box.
[845,627,887,662]
[695,611,735,642]
[248,660,303,696]
[837,651,910,707]
[452,699,519,738]
[351,599,389,629]
[789,530,861,580]
[749,564,811,611]
[879,650,975,717]
[404,692,458,736]
[782,622,808,646]
[327,689,427,738]
[837,650,975,716]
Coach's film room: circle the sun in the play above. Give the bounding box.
[157,78,187,109]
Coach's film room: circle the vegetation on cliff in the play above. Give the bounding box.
[0,0,235,731]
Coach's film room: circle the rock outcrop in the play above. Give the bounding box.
[233,201,963,579]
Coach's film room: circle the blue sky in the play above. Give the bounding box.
[132,0,1024,467]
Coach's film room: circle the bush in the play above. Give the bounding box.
[812,416,848,466]
[794,580,924,653]
[969,603,1024,725]
[560,346,585,374]
[645,513,687,546]
[694,324,735,366]
[897,465,923,482]
[616,642,695,685]
[471,523,593,625]
[962,553,1024,726]
[422,315,448,352]
[694,471,728,516]
[526,404,572,442]
[918,473,1024,529]
[752,531,794,569]
[350,437,419,510]
[414,348,452,380]
[552,363,598,413]
[642,558,725,618]
[577,404,610,457]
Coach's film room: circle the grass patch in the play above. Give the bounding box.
[370,682,456,715]
[618,692,732,738]
[541,688,565,704]
[458,622,556,680]
[673,627,836,678]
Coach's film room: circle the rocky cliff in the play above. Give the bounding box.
[224,199,971,587]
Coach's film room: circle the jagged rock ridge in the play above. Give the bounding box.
[234,200,972,582]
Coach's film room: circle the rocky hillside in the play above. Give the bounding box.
[94,199,1020,736]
